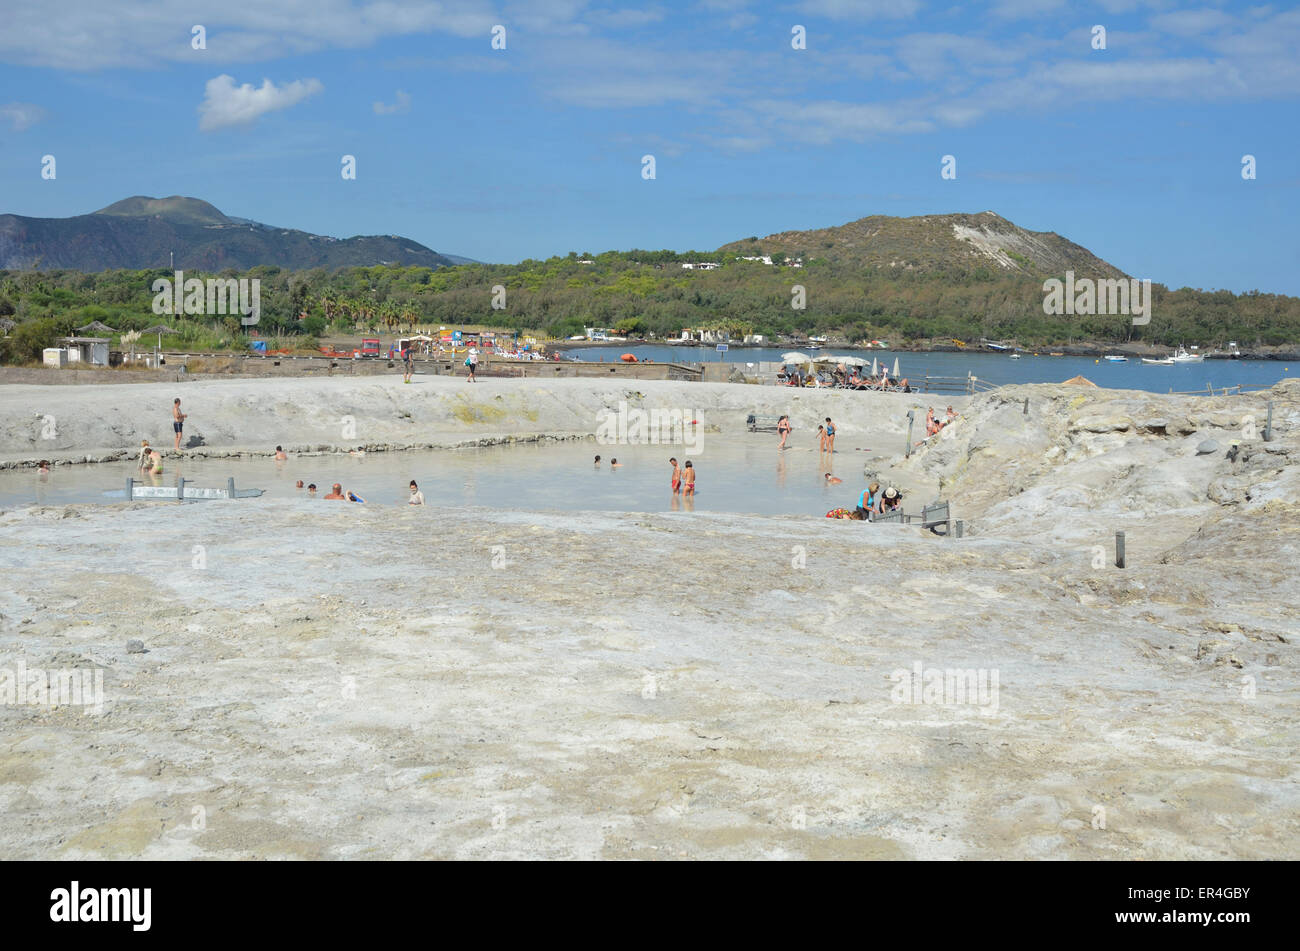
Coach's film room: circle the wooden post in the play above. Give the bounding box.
[1023,397,1029,415]
[955,519,964,539]
[125,476,134,501]
[1115,531,1126,569]
[177,477,185,501]
[1264,401,1274,442]
[905,410,915,458]
[227,477,237,499]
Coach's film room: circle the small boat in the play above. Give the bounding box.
[986,343,1010,351]
[1049,352,1064,357]
[1104,355,1128,362]
[1172,345,1204,364]
[1141,356,1174,365]
[1009,352,1021,360]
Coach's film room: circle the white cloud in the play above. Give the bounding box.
[797,0,921,20]
[373,90,412,114]
[198,75,324,131]
[0,102,46,131]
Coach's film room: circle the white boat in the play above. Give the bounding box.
[1104,355,1127,362]
[1172,345,1203,364]
[1141,356,1174,365]
[1009,352,1021,359]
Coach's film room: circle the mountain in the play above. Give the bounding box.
[718,211,1128,279]
[0,196,460,272]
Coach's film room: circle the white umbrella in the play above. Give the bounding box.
[870,357,878,375]
[892,357,900,377]
[835,355,868,366]
[781,351,812,364]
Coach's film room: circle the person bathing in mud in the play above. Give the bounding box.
[824,472,843,485]
[324,483,346,500]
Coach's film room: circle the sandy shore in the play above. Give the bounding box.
[0,375,1296,858]
[0,374,946,467]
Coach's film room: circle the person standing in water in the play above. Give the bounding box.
[172,398,187,450]
[682,460,696,497]
[777,415,792,450]
[408,480,425,505]
[817,424,827,452]
[669,457,681,494]
[824,417,837,453]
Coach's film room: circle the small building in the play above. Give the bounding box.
[60,337,110,366]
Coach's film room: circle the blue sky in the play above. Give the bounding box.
[1,0,1297,292]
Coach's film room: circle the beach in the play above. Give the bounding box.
[0,374,1297,858]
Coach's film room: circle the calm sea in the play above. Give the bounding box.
[562,346,1293,393]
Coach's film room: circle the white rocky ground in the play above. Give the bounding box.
[0,376,1295,859]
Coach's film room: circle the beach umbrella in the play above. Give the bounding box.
[781,351,812,364]
[140,324,176,350]
[76,320,118,336]
[835,355,867,366]
[870,357,878,375]
[892,357,900,378]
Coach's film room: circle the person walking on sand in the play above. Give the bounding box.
[172,398,187,450]
[682,460,696,497]
[670,457,681,494]
[465,346,479,383]
[777,415,792,450]
[824,417,837,453]
[402,345,414,384]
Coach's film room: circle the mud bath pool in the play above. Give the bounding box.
[1,439,934,516]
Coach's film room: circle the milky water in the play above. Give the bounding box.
[566,346,1294,392]
[2,438,909,516]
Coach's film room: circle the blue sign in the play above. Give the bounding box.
[453,331,462,342]
[716,344,729,351]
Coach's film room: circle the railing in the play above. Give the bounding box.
[1165,382,1277,396]
[915,373,999,395]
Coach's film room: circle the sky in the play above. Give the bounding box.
[0,0,1297,293]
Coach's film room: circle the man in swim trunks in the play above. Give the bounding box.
[669,457,680,494]
[172,398,187,450]
[324,483,346,500]
[402,346,413,383]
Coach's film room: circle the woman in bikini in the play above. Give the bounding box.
[682,460,696,497]
[776,415,792,450]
